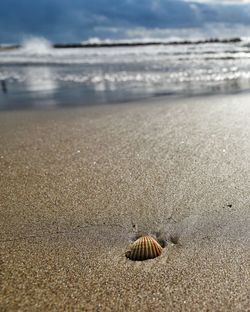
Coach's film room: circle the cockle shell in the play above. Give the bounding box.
[125,236,163,261]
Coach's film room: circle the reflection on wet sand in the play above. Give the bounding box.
[1,80,7,94]
[0,67,59,110]
[25,66,58,94]
[23,67,58,108]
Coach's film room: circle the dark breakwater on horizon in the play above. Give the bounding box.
[0,37,242,50]
[1,37,250,110]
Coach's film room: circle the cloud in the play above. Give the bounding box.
[124,23,250,40]
[1,0,250,43]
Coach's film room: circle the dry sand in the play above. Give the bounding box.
[0,93,250,311]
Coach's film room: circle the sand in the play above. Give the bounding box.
[0,93,250,311]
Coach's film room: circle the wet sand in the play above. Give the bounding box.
[0,93,250,311]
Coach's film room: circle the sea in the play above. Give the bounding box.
[1,37,250,110]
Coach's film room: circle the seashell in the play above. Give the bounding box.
[125,236,163,261]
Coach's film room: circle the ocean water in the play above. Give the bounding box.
[1,38,250,110]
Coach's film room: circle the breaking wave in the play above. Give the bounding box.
[20,37,53,55]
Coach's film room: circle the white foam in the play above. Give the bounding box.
[20,37,53,56]
[1,38,250,96]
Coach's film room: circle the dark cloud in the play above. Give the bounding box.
[1,0,250,43]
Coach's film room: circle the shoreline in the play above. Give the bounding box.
[0,93,250,311]
[2,87,250,113]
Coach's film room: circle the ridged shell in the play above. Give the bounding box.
[126,236,163,261]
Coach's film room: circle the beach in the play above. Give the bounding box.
[0,93,250,311]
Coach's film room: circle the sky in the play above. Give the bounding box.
[1,0,250,43]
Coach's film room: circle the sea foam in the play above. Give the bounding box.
[20,37,53,55]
